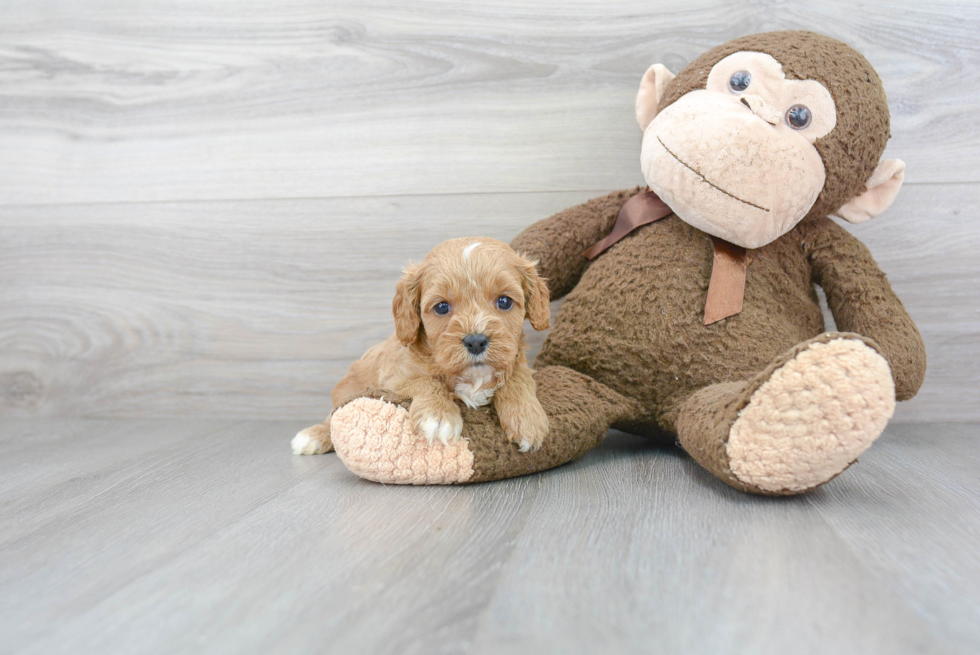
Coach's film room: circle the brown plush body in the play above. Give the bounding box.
[501,187,924,492]
[523,189,924,436]
[310,31,927,495]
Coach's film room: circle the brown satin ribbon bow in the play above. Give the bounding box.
[582,189,748,325]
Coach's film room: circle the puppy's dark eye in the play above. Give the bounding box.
[433,302,451,316]
[729,70,751,93]
[496,296,513,311]
[786,104,812,129]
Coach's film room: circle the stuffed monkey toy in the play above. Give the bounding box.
[300,30,926,495]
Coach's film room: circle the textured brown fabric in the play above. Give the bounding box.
[675,381,751,490]
[584,191,750,325]
[800,218,927,400]
[526,190,924,427]
[514,185,924,493]
[331,368,640,484]
[675,332,883,496]
[464,366,641,483]
[658,30,890,221]
[531,197,827,433]
[583,189,672,260]
[327,32,926,495]
[511,187,643,300]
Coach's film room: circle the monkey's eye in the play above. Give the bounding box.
[433,302,451,316]
[496,296,513,311]
[786,104,812,130]
[729,70,751,93]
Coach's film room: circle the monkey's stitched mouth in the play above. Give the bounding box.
[657,136,770,213]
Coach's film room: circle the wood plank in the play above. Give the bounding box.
[1,184,975,420]
[0,420,338,652]
[809,423,980,653]
[0,418,234,542]
[0,1,977,205]
[466,429,964,655]
[0,419,544,654]
[0,190,596,419]
[2,420,977,654]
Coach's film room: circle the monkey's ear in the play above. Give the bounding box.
[636,64,676,131]
[393,263,423,346]
[834,159,906,224]
[518,258,551,331]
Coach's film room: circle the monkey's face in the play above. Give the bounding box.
[641,52,838,248]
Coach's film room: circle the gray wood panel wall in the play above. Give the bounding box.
[1,1,977,421]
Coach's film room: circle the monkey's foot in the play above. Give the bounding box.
[292,422,334,455]
[328,367,638,485]
[331,397,476,484]
[678,333,896,495]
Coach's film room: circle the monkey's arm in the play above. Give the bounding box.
[510,187,639,300]
[803,218,926,400]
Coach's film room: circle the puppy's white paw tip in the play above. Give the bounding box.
[420,417,441,445]
[419,413,462,446]
[291,432,313,455]
[518,438,540,453]
[438,420,459,445]
[292,429,330,455]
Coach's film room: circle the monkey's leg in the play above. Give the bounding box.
[328,366,642,485]
[292,421,334,455]
[291,373,376,456]
[675,332,896,495]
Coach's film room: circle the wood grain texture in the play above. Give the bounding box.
[1,1,976,420]
[2,6,976,653]
[1,419,977,654]
[0,190,596,419]
[807,423,980,653]
[0,0,977,205]
[1,184,975,420]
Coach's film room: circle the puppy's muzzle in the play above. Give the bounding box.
[462,333,490,355]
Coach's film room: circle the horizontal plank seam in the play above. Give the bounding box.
[0,181,970,211]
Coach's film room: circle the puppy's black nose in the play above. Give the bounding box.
[463,334,489,355]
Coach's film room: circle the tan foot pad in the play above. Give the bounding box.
[727,338,896,493]
[330,397,475,484]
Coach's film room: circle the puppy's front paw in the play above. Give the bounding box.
[410,400,464,446]
[498,398,549,453]
[292,423,333,455]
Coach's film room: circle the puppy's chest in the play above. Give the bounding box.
[453,366,502,409]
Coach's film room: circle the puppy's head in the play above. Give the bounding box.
[392,237,550,377]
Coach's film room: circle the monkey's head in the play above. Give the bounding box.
[637,31,905,249]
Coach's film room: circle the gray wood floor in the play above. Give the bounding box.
[2,419,978,655]
[2,1,978,422]
[3,3,978,654]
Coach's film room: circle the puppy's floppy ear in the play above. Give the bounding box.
[518,257,550,331]
[393,263,424,346]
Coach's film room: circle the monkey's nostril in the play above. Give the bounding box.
[462,334,489,355]
[740,97,751,109]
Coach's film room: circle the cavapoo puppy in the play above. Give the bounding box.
[292,236,551,455]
